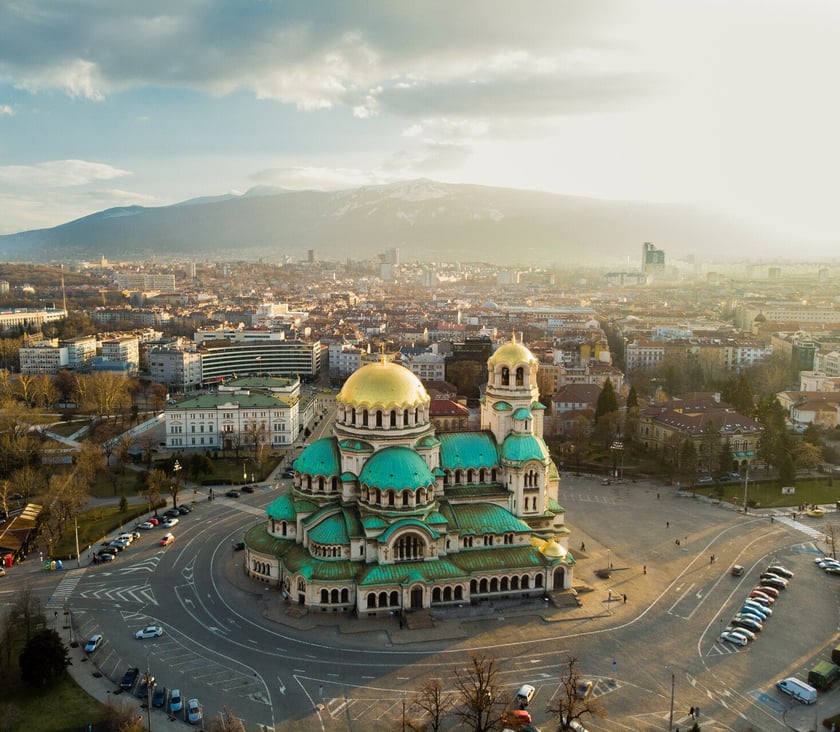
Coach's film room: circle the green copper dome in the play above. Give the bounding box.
[500,433,550,464]
[294,437,341,477]
[359,446,435,491]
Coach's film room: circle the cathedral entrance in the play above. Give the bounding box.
[553,568,565,590]
[410,586,423,609]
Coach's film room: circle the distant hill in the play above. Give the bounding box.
[0,179,784,265]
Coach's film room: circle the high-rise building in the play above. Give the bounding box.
[641,242,666,277]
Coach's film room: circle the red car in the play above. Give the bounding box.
[148,517,160,526]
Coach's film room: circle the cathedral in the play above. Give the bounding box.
[242,336,574,617]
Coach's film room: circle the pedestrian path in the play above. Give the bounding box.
[46,567,87,611]
[775,515,824,540]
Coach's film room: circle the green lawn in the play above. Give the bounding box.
[52,502,157,558]
[692,475,840,510]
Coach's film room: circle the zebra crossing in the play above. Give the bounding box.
[776,515,825,540]
[46,568,87,610]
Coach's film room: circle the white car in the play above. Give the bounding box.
[162,517,179,528]
[720,630,749,646]
[187,698,202,725]
[169,688,182,713]
[724,625,756,642]
[135,625,164,639]
[137,521,155,530]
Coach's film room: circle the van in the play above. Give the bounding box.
[807,661,840,691]
[776,677,817,704]
[731,565,744,577]
[515,684,536,708]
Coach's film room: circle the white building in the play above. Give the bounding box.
[100,336,140,374]
[164,376,302,451]
[402,351,447,383]
[624,339,665,372]
[148,347,203,392]
[19,342,69,375]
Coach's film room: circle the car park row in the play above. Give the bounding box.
[96,505,192,561]
[719,563,792,648]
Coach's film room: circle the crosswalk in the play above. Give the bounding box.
[775,515,825,540]
[46,568,87,610]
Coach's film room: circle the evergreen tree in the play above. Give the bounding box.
[595,380,619,421]
[19,629,70,686]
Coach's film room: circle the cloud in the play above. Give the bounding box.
[0,104,13,116]
[249,166,387,191]
[0,2,648,119]
[0,159,131,189]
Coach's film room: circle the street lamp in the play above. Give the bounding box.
[742,465,750,514]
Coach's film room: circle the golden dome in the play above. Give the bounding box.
[338,361,429,409]
[488,335,538,368]
[539,539,567,558]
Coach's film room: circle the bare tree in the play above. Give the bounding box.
[411,678,450,732]
[451,653,508,732]
[31,373,59,408]
[206,706,246,732]
[547,655,606,730]
[144,468,167,516]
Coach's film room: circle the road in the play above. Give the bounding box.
[15,474,840,731]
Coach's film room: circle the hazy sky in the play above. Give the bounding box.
[1,1,838,252]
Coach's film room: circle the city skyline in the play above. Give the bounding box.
[1,1,839,257]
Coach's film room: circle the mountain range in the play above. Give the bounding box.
[0,179,787,266]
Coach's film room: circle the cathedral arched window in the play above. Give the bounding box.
[402,491,409,507]
[376,411,383,427]
[501,367,510,386]
[362,410,369,426]
[341,588,349,603]
[320,589,329,603]
[390,410,397,427]
[367,592,376,608]
[516,366,524,386]
[404,409,410,426]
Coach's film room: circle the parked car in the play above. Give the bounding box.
[749,590,775,604]
[136,676,156,699]
[825,566,840,576]
[147,517,160,526]
[120,666,140,690]
[515,684,536,708]
[767,564,794,579]
[743,600,772,617]
[241,484,256,493]
[84,634,103,653]
[732,615,763,632]
[164,508,180,518]
[225,489,241,498]
[98,552,116,562]
[232,541,245,551]
[0,567,6,577]
[753,584,780,599]
[162,517,179,528]
[696,475,714,484]
[178,505,192,515]
[719,630,749,646]
[187,698,202,725]
[135,625,164,639]
[723,625,756,642]
[760,575,788,590]
[740,605,770,622]
[159,533,175,546]
[152,686,166,708]
[169,689,183,713]
[502,709,532,725]
[137,521,155,530]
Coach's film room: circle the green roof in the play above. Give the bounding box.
[359,446,435,491]
[266,492,296,521]
[414,435,441,448]
[172,392,290,409]
[294,437,341,477]
[449,545,549,573]
[358,558,467,586]
[492,401,512,411]
[500,433,550,464]
[361,515,388,530]
[306,511,349,545]
[531,401,547,410]
[439,431,499,470]
[339,438,374,453]
[513,407,532,420]
[378,518,439,543]
[547,497,565,513]
[448,502,531,535]
[444,484,509,499]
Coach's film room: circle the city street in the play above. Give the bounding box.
[16,474,840,731]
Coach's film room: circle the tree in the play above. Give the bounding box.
[206,706,246,732]
[451,653,507,732]
[594,380,619,421]
[411,678,450,732]
[144,469,167,516]
[445,360,483,399]
[19,628,70,686]
[547,655,606,730]
[795,441,822,473]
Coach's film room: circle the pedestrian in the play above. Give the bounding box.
[643,564,647,574]
[623,593,627,603]
[689,706,695,719]
[580,541,586,552]
[666,520,670,528]
[657,492,660,499]
[694,706,700,719]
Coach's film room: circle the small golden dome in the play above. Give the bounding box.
[539,539,567,558]
[488,335,538,368]
[338,361,429,409]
